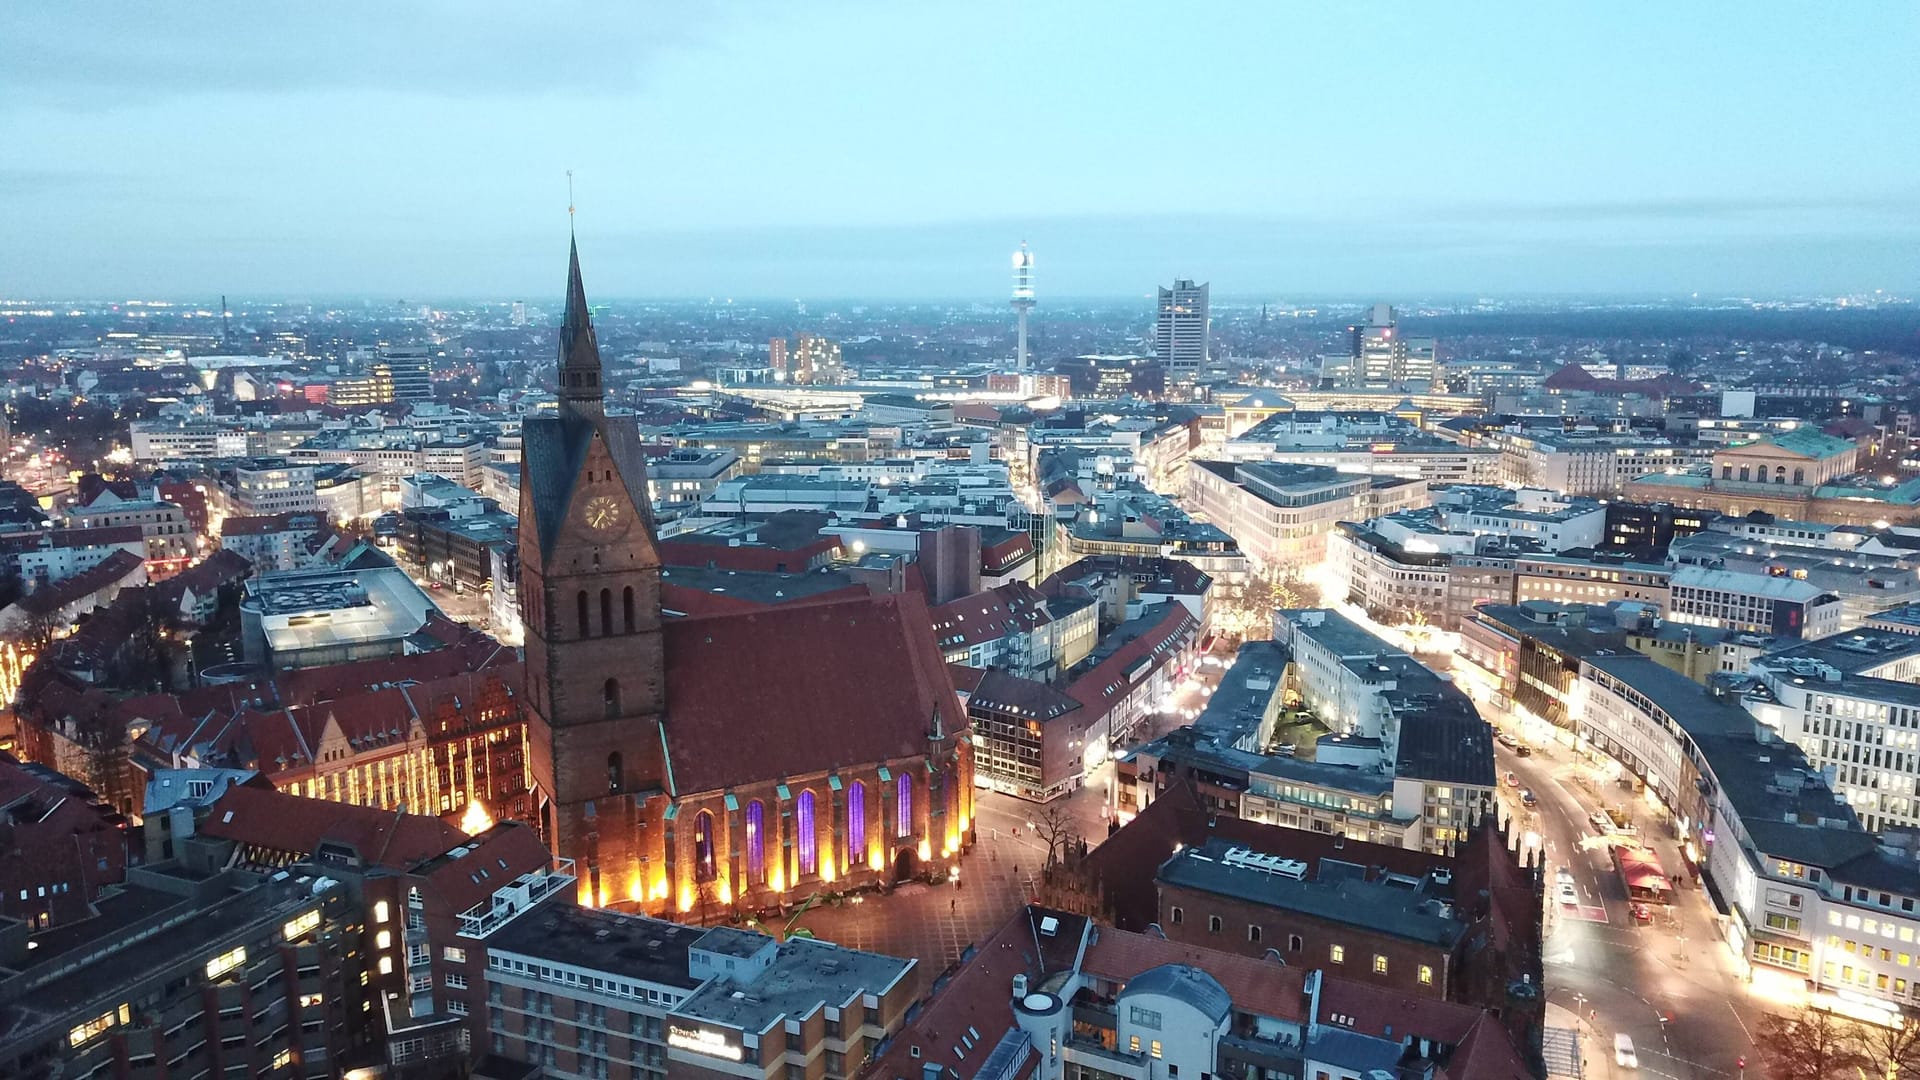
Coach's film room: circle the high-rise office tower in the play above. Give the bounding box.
[769,336,789,380]
[1155,278,1210,393]
[1325,303,1437,390]
[1011,242,1035,373]
[792,332,842,385]
[511,300,527,326]
[377,345,435,402]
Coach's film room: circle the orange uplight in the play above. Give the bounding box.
[770,867,786,892]
[918,839,932,862]
[627,873,644,903]
[868,846,884,872]
[458,799,493,836]
[576,880,595,908]
[717,880,733,905]
[678,883,695,913]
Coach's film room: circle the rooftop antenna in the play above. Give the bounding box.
[220,294,233,348]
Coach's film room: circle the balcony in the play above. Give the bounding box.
[459,861,577,938]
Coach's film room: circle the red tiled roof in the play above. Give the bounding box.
[659,591,966,794]
[199,785,465,869]
[1081,926,1308,1024]
[930,581,1052,652]
[416,823,552,913]
[1065,602,1196,717]
[868,907,1071,1080]
[1317,974,1484,1043]
[16,549,145,615]
[1540,364,1698,398]
[39,525,147,550]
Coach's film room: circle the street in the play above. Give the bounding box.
[1491,705,1768,1079]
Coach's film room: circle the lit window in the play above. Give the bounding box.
[1419,965,1433,985]
[1330,945,1345,963]
[374,900,390,924]
[1151,1040,1163,1059]
[1128,1036,1140,1054]
[205,946,247,981]
[1374,955,1389,975]
[444,946,466,963]
[376,930,392,950]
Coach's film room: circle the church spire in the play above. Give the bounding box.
[558,235,604,418]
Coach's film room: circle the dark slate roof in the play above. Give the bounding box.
[1117,964,1232,1025]
[520,238,661,556]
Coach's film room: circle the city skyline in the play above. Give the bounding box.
[3,2,1918,299]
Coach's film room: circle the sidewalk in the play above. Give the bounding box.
[1543,1001,1594,1079]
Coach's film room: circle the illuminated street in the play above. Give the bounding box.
[1491,704,1771,1079]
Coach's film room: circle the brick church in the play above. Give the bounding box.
[519,237,974,915]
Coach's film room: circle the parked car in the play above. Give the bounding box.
[1590,812,1614,834]
[1630,902,1653,924]
[1505,771,1521,788]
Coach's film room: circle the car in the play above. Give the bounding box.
[1514,744,1532,757]
[1505,771,1521,788]
[1520,789,1538,808]
[1630,902,1653,924]
[1590,812,1614,834]
[1496,733,1520,750]
[1557,881,1578,905]
[1614,1033,1638,1068]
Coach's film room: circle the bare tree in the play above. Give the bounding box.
[7,606,65,657]
[1851,1017,1920,1080]
[1027,801,1081,871]
[1754,1005,1870,1080]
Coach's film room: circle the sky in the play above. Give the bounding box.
[2,2,1917,301]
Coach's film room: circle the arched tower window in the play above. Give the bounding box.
[896,774,914,838]
[848,780,867,870]
[745,801,766,883]
[600,589,613,636]
[1793,467,1805,485]
[796,790,818,876]
[623,586,636,633]
[604,678,620,719]
[576,590,590,638]
[695,811,716,882]
[607,752,622,794]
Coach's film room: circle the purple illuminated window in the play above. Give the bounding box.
[745,801,765,883]
[896,774,913,838]
[797,790,817,875]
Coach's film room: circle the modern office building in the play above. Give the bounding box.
[1321,303,1437,390]
[1154,279,1210,391]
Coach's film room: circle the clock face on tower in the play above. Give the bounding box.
[581,494,623,533]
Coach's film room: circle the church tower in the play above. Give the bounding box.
[520,236,667,906]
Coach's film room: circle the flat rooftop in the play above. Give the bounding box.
[1159,841,1463,947]
[672,936,913,1036]
[0,875,326,1050]
[485,896,705,991]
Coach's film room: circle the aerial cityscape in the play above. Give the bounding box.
[2,5,1919,1080]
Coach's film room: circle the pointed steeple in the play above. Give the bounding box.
[558,235,604,418]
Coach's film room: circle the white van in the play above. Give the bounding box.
[1614,1033,1638,1068]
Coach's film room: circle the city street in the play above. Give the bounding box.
[1491,707,1770,1079]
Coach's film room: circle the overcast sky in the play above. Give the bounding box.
[3,2,1916,301]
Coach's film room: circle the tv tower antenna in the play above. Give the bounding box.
[221,294,233,348]
[1010,241,1035,373]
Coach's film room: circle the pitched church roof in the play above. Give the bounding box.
[659,591,965,794]
[520,238,659,555]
